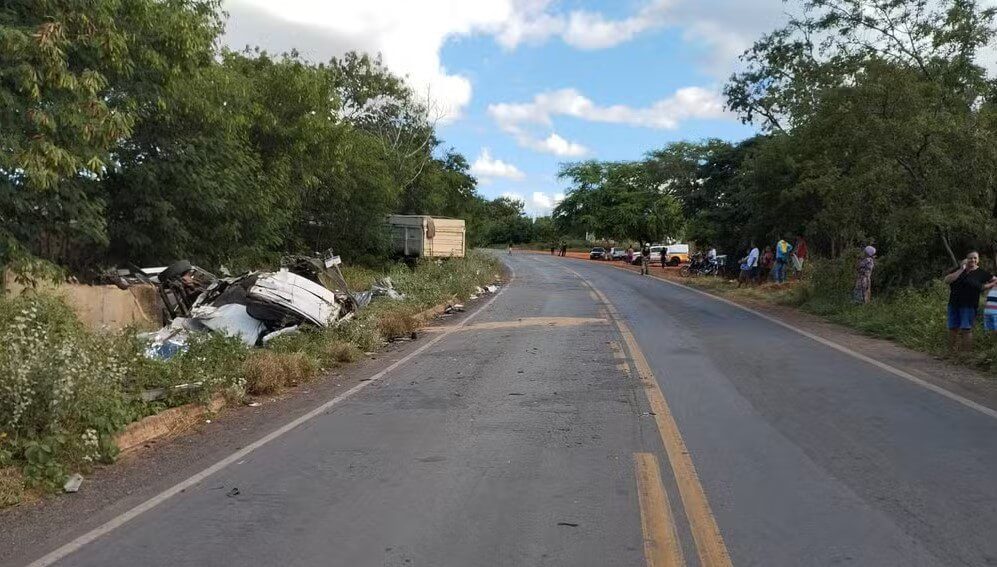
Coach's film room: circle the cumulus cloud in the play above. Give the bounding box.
[470,149,525,181]
[223,0,515,121]
[489,86,727,131]
[493,0,787,77]
[494,0,670,50]
[488,85,730,156]
[500,191,563,215]
[525,133,589,157]
[531,191,564,211]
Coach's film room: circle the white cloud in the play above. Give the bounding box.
[501,191,526,204]
[500,190,563,215]
[494,0,670,50]
[224,0,516,121]
[470,149,525,181]
[530,191,564,211]
[525,133,589,157]
[488,86,728,154]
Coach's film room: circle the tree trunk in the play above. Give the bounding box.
[938,228,958,267]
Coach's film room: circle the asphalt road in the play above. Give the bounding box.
[20,253,997,566]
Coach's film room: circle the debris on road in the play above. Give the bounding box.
[139,250,411,359]
[63,474,83,493]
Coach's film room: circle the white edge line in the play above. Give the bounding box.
[585,261,997,421]
[27,262,517,567]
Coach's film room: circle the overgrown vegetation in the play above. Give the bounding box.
[1,1,531,278]
[0,252,500,504]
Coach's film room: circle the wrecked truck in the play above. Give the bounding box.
[142,252,371,358]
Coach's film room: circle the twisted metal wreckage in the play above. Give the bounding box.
[139,252,404,359]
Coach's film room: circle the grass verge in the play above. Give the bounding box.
[656,256,997,377]
[0,251,502,504]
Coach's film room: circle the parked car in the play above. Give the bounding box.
[589,247,607,260]
[608,247,629,261]
[662,244,690,266]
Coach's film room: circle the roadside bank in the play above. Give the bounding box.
[0,252,503,508]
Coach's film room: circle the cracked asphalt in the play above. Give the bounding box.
[5,252,997,567]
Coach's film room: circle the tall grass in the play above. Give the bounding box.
[783,256,997,374]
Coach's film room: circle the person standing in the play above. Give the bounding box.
[739,242,760,287]
[640,243,650,275]
[792,235,808,275]
[626,246,634,266]
[560,243,567,257]
[550,244,556,255]
[774,237,793,284]
[943,251,997,353]
[985,283,997,333]
[508,242,513,255]
[759,246,774,283]
[852,246,876,304]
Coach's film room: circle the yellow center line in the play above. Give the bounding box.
[561,265,734,567]
[634,452,686,567]
[420,316,607,333]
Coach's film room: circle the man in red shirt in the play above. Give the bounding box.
[792,236,808,276]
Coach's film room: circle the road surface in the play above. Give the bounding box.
[17,253,997,566]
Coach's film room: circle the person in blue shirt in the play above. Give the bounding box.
[773,237,793,284]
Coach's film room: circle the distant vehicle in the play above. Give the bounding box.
[608,247,629,260]
[631,245,664,265]
[589,247,607,260]
[663,244,690,266]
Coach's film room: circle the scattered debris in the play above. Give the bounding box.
[485,285,498,293]
[453,303,465,312]
[557,522,579,527]
[63,473,83,493]
[140,250,409,359]
[468,294,478,300]
[247,402,261,407]
[226,487,240,497]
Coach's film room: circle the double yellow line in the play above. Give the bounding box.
[566,266,733,567]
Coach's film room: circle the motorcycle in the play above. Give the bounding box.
[679,254,718,277]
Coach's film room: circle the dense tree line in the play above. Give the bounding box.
[554,0,997,289]
[1,0,524,277]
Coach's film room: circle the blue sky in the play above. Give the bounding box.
[223,0,785,214]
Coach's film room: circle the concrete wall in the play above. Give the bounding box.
[3,272,162,331]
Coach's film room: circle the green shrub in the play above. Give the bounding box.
[0,295,137,489]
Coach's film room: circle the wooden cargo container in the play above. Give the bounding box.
[387,215,466,258]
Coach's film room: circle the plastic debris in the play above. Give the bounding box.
[64,473,83,493]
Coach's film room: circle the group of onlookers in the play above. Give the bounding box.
[738,236,809,286]
[845,246,997,354]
